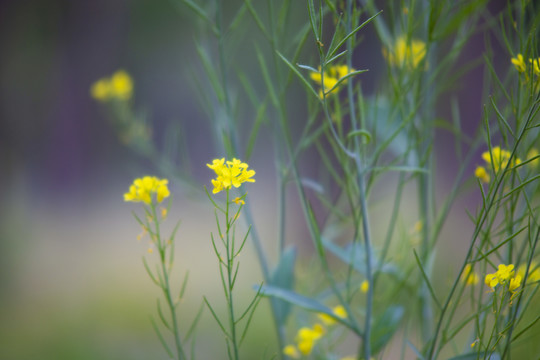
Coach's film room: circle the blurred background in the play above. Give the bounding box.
[0,0,519,359]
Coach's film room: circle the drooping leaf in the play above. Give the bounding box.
[269,247,297,324]
[371,306,404,354]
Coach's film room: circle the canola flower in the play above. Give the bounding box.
[310,64,355,99]
[283,325,324,358]
[207,158,255,194]
[511,53,540,76]
[526,148,539,169]
[284,306,349,357]
[475,146,521,183]
[460,264,480,286]
[517,262,540,283]
[511,53,540,85]
[511,54,527,73]
[90,69,133,101]
[124,176,170,205]
[485,264,521,294]
[361,280,370,293]
[383,35,427,70]
[317,305,348,326]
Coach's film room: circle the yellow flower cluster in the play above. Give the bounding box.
[474,146,521,183]
[461,264,480,286]
[207,158,255,194]
[90,70,133,101]
[283,306,347,358]
[310,64,355,99]
[124,176,170,205]
[383,35,426,70]
[485,264,521,294]
[511,53,540,77]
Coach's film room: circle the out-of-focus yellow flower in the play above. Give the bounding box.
[511,54,527,73]
[517,262,540,283]
[232,197,245,205]
[310,64,355,99]
[90,69,134,102]
[318,305,347,326]
[207,158,255,194]
[476,146,521,183]
[90,79,111,100]
[474,166,490,183]
[527,148,539,169]
[481,146,521,172]
[110,70,133,100]
[295,324,325,355]
[124,176,170,205]
[161,207,168,219]
[361,280,370,293]
[383,35,426,70]
[461,264,480,286]
[530,58,540,76]
[283,344,300,359]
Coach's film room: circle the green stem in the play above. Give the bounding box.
[225,189,240,360]
[152,203,186,360]
[344,1,373,358]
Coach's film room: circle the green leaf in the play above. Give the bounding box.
[269,247,297,324]
[371,306,404,354]
[327,10,382,59]
[322,238,400,277]
[276,51,320,100]
[260,285,348,325]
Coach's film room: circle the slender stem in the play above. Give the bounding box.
[344,1,373,358]
[152,203,186,360]
[225,190,240,360]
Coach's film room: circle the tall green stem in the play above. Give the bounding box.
[152,204,186,360]
[225,190,240,360]
[344,2,373,358]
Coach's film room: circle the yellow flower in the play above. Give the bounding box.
[283,345,300,359]
[90,78,111,100]
[509,275,522,294]
[110,70,133,100]
[295,324,325,355]
[527,148,539,169]
[383,35,426,70]
[361,280,370,293]
[485,273,499,289]
[485,264,517,291]
[461,264,480,286]
[207,158,255,194]
[496,264,514,282]
[511,54,527,73]
[310,64,355,99]
[124,176,170,205]
[232,197,245,205]
[474,166,490,183]
[477,146,521,183]
[517,262,540,283]
[530,57,540,76]
[161,207,168,219]
[90,69,134,102]
[318,305,347,326]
